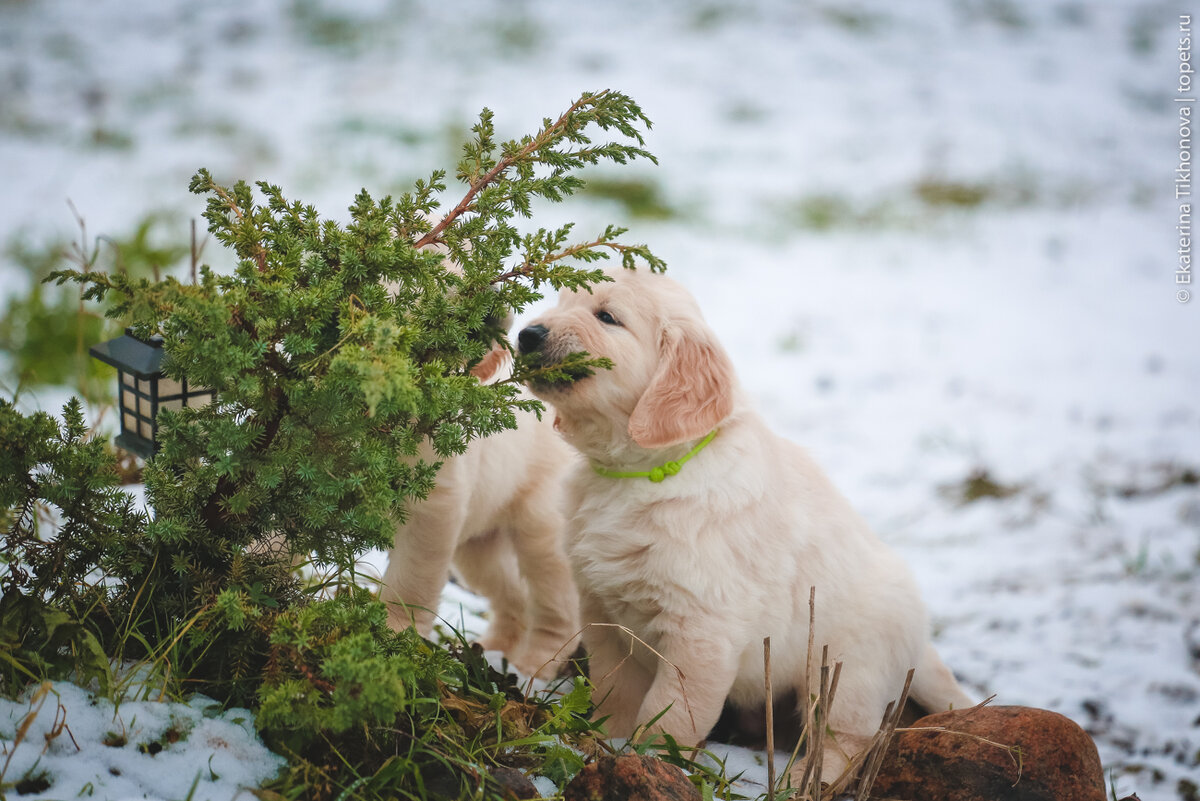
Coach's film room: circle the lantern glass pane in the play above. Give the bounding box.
[138,378,152,396]
[123,412,138,433]
[140,420,153,438]
[159,377,183,399]
[138,396,152,417]
[161,398,182,412]
[187,391,214,408]
[122,372,135,388]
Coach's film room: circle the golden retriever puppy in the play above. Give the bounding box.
[517,268,974,779]
[381,347,580,679]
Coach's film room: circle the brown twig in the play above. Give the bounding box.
[190,218,199,284]
[46,694,81,753]
[208,180,267,271]
[414,92,608,251]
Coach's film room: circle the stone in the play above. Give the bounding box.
[488,766,539,799]
[870,705,1106,801]
[564,754,700,801]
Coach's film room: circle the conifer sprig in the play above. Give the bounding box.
[416,90,656,251]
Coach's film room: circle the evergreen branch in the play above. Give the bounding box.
[510,351,613,388]
[189,169,268,272]
[497,238,664,284]
[414,90,648,249]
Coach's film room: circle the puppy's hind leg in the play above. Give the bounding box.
[910,642,975,713]
[453,528,529,658]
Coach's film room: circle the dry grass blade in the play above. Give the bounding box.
[764,637,776,798]
[0,682,51,784]
[777,587,837,801]
[769,587,921,801]
[790,645,842,801]
[585,621,698,739]
[847,668,914,800]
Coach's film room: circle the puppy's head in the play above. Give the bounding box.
[519,269,736,451]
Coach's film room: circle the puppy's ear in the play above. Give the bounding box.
[628,320,735,449]
[470,344,509,383]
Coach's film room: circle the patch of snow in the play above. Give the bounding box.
[530,773,559,798]
[0,681,284,801]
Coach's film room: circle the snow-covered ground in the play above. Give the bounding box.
[1,1,1197,799]
[0,681,284,801]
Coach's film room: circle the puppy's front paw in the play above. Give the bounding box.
[514,627,580,680]
[508,645,565,681]
[478,632,521,656]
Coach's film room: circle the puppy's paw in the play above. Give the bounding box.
[478,623,524,657]
[515,629,579,680]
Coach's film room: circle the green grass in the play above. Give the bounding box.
[582,177,680,221]
[778,173,1047,234]
[913,179,993,208]
[941,468,1024,505]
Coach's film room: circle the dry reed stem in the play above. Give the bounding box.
[530,621,698,741]
[764,637,776,798]
[848,668,915,801]
[804,651,829,796]
[769,587,923,801]
[800,587,818,793]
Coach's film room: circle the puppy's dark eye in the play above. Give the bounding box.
[595,310,621,326]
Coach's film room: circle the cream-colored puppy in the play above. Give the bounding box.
[381,348,580,679]
[518,268,973,779]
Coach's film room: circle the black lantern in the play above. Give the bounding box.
[89,328,214,458]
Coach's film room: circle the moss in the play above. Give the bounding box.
[944,468,1024,504]
[913,180,992,208]
[583,177,678,220]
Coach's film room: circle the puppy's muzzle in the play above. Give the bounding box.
[518,324,549,354]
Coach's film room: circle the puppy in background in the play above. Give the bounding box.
[518,268,974,779]
[381,313,580,680]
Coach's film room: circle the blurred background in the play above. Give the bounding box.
[0,1,1195,798]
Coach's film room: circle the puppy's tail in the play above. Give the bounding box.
[909,643,976,714]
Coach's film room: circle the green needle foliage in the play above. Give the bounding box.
[0,397,142,696]
[2,90,662,798]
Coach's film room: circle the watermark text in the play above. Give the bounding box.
[1177,15,1193,302]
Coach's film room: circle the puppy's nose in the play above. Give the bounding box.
[518,324,549,354]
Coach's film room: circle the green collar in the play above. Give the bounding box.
[592,429,720,483]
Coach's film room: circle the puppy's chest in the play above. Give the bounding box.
[569,504,715,624]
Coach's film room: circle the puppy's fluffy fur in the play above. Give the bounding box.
[381,352,580,679]
[521,268,973,778]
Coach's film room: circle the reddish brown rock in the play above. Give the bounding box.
[564,754,700,801]
[870,705,1106,801]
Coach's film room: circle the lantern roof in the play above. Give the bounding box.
[88,328,165,379]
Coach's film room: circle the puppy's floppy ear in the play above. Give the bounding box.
[628,319,736,449]
[470,344,509,383]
